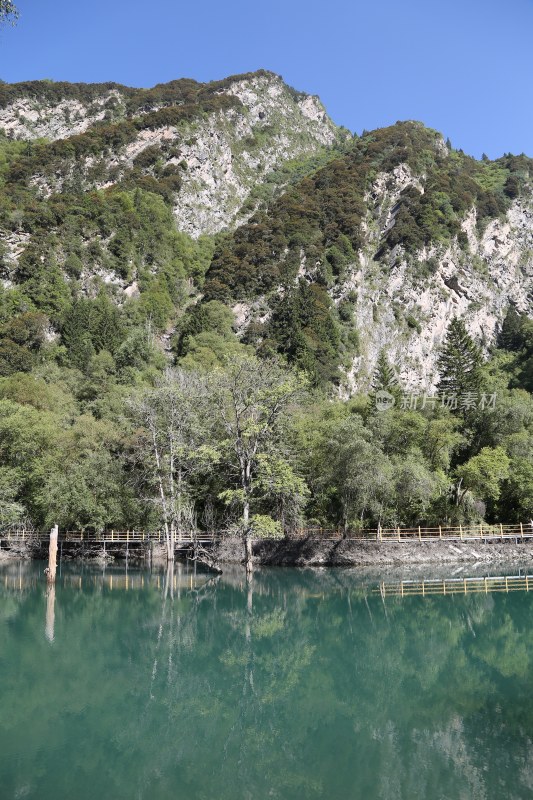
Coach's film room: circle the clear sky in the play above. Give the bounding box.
[1,0,532,159]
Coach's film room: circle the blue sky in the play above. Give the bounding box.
[1,0,532,159]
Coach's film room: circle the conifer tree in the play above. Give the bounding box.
[498,306,525,351]
[372,349,400,394]
[437,318,482,397]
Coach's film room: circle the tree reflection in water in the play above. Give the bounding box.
[1,561,533,799]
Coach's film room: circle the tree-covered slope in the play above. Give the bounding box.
[197,122,533,388]
[1,70,344,235]
[0,75,531,535]
[0,70,346,369]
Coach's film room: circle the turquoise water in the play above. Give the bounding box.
[2,561,533,799]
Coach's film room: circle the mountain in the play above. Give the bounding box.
[0,71,532,391]
[0,71,343,236]
[1,70,532,534]
[201,121,533,389]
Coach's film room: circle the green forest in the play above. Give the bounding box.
[0,102,532,538]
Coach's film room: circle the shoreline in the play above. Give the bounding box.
[4,536,533,569]
[215,536,533,569]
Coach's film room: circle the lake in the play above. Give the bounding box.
[2,560,533,799]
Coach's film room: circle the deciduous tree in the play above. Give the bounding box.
[213,355,304,572]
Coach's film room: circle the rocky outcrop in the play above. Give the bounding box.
[0,90,127,141]
[172,75,339,236]
[8,72,342,238]
[341,167,533,392]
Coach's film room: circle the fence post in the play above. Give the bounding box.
[46,524,58,584]
[397,526,401,542]
[418,526,421,541]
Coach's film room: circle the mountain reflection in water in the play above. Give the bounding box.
[1,560,533,800]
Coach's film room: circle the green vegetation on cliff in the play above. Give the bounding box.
[0,86,531,537]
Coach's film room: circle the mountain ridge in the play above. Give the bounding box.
[0,71,531,392]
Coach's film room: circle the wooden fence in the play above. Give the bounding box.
[0,522,532,545]
[294,523,531,542]
[374,574,533,598]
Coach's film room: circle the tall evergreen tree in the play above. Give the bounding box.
[372,349,400,394]
[498,306,525,351]
[437,318,482,396]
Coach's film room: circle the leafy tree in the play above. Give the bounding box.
[390,454,446,525]
[421,414,463,471]
[498,458,533,522]
[129,369,217,560]
[318,415,395,530]
[213,355,304,571]
[255,453,309,531]
[455,446,511,507]
[0,466,25,525]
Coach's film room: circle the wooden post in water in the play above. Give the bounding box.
[46,524,58,584]
[45,585,56,642]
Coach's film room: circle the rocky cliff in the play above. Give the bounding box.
[0,71,342,236]
[1,75,532,391]
[345,168,533,391]
[201,122,533,391]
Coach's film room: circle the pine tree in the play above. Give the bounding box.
[371,350,402,412]
[437,318,482,397]
[498,306,525,352]
[372,349,399,394]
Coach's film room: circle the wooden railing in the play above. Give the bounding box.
[374,574,533,598]
[0,528,218,544]
[294,523,531,541]
[0,523,532,544]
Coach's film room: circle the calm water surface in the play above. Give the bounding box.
[2,560,533,800]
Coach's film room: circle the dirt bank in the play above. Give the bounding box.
[213,536,533,568]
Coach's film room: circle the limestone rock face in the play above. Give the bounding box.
[341,167,533,391]
[0,91,126,141]
[2,74,532,391]
[171,75,339,236]
[3,72,342,238]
